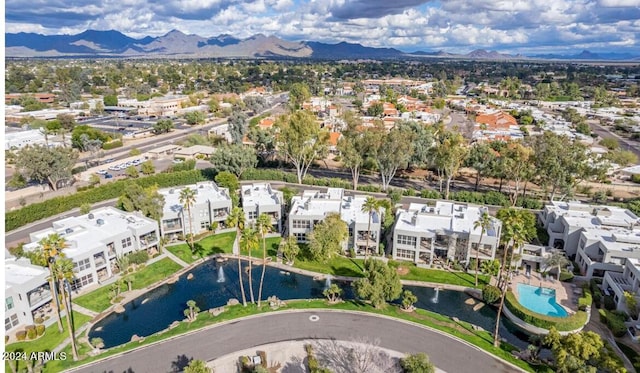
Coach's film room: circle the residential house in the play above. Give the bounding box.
[241,183,284,233]
[602,258,640,315]
[392,202,501,266]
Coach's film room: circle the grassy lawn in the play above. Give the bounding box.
[5,311,91,372]
[166,231,237,264]
[389,260,489,288]
[43,300,542,373]
[294,255,365,277]
[73,258,182,312]
[245,236,282,261]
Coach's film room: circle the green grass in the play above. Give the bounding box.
[245,236,282,261]
[293,255,365,277]
[5,311,91,372]
[166,231,237,264]
[389,261,489,288]
[43,300,544,373]
[73,258,182,312]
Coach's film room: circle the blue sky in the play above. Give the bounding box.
[5,0,640,54]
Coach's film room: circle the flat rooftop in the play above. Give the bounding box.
[241,183,282,208]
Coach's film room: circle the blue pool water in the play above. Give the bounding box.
[517,283,568,317]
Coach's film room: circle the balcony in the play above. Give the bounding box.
[28,289,52,308]
[94,256,106,267]
[163,222,183,231]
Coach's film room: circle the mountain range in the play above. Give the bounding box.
[5,29,640,61]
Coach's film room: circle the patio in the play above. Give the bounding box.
[510,272,579,315]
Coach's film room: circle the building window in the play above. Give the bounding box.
[121,237,132,248]
[293,233,307,242]
[71,274,94,290]
[396,235,417,247]
[199,209,208,218]
[396,249,415,260]
[200,221,210,230]
[5,297,14,311]
[293,220,311,229]
[73,258,91,272]
[248,211,258,220]
[5,314,19,331]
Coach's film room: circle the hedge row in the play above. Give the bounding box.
[599,309,628,337]
[102,140,123,150]
[6,170,207,232]
[505,290,588,331]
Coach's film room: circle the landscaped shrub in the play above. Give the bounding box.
[34,317,44,324]
[602,310,628,337]
[403,188,417,197]
[6,169,207,231]
[517,198,544,210]
[482,285,501,304]
[102,140,123,150]
[504,291,588,331]
[559,270,574,282]
[26,328,36,340]
[483,191,511,206]
[420,190,442,199]
[599,308,607,322]
[604,295,616,310]
[35,324,45,336]
[128,250,149,265]
[15,331,26,341]
[578,286,592,311]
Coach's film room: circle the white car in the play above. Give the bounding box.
[108,166,119,171]
[172,159,184,164]
[96,170,108,175]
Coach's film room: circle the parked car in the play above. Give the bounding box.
[104,173,113,179]
[108,166,119,171]
[172,159,184,164]
[96,170,108,175]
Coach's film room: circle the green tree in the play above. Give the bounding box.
[228,110,248,144]
[256,213,273,307]
[215,171,240,207]
[336,111,371,190]
[185,111,206,125]
[288,82,311,110]
[366,102,384,117]
[482,285,501,304]
[544,252,570,281]
[183,359,212,373]
[308,213,348,262]
[183,299,200,323]
[400,353,435,373]
[52,257,78,360]
[434,131,468,199]
[607,149,638,167]
[37,233,67,332]
[502,141,535,206]
[153,119,174,134]
[117,184,165,222]
[398,120,437,169]
[79,203,92,214]
[103,94,118,106]
[543,327,607,373]
[353,259,402,308]
[226,207,247,307]
[209,143,257,178]
[88,174,101,186]
[125,165,139,178]
[625,291,638,318]
[401,290,418,311]
[280,236,301,264]
[179,187,197,250]
[370,122,415,191]
[15,145,78,191]
[275,110,329,184]
[140,160,155,175]
[465,142,497,191]
[240,227,259,304]
[473,211,493,287]
[323,283,343,303]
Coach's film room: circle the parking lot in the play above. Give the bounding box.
[78,115,191,137]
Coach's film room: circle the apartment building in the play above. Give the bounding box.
[241,183,284,233]
[392,202,501,266]
[5,251,52,333]
[159,182,232,240]
[23,207,160,291]
[288,188,383,254]
[602,258,640,315]
[540,201,640,278]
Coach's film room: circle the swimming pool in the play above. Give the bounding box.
[516,283,568,317]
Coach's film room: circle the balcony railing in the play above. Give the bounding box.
[28,291,52,307]
[94,257,106,267]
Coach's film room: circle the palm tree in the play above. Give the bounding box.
[473,211,493,287]
[240,227,259,304]
[545,252,570,281]
[226,207,247,307]
[52,258,78,360]
[361,196,382,261]
[179,187,197,250]
[256,213,273,307]
[37,233,67,333]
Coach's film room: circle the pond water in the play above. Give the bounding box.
[89,259,530,349]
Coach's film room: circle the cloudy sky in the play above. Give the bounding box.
[5,0,640,54]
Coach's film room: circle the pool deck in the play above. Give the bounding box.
[510,272,580,315]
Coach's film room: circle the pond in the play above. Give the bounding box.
[88,259,530,349]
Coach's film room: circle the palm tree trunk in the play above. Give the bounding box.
[247,241,255,304]
[258,234,267,307]
[48,263,64,333]
[365,216,372,262]
[187,206,194,250]
[236,229,247,307]
[475,232,484,287]
[61,283,78,360]
[494,265,511,347]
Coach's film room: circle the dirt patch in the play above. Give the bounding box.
[396,266,410,276]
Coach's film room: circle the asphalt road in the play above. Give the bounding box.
[589,119,640,159]
[68,311,520,373]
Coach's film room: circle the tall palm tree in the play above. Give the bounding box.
[256,213,273,307]
[179,187,197,250]
[240,227,259,304]
[226,207,247,307]
[52,258,78,360]
[361,196,382,261]
[473,211,493,287]
[37,233,67,333]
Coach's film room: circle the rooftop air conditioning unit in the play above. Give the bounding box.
[96,219,104,226]
[88,213,94,219]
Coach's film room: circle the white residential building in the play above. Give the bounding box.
[288,188,383,254]
[540,201,640,278]
[23,207,160,291]
[392,202,501,266]
[159,182,232,240]
[602,258,640,316]
[241,183,284,233]
[5,251,52,333]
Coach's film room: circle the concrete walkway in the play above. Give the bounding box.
[163,247,190,267]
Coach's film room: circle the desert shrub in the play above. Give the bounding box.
[482,285,501,304]
[16,331,26,341]
[35,324,45,336]
[34,317,44,324]
[128,250,149,265]
[26,328,36,340]
[420,190,442,199]
[559,270,574,282]
[604,295,616,310]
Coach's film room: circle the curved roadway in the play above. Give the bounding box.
[69,310,521,373]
